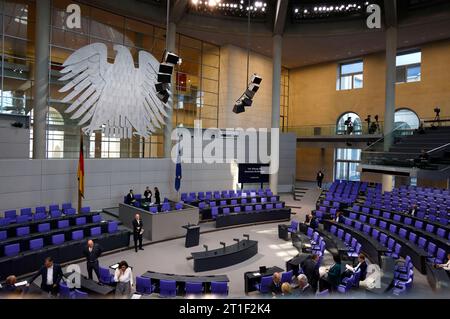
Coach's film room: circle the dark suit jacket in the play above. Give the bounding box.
[29,264,63,289]
[409,208,417,216]
[125,193,135,204]
[154,190,161,203]
[269,281,282,294]
[0,284,22,296]
[354,261,368,281]
[82,244,102,263]
[299,284,314,295]
[132,219,144,236]
[301,258,320,288]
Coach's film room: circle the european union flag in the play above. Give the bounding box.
[175,146,182,192]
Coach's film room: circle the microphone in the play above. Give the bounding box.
[203,244,208,251]
[220,242,226,249]
[243,234,250,240]
[233,238,240,245]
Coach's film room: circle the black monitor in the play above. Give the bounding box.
[259,266,267,274]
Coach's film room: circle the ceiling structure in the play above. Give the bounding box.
[82,0,450,68]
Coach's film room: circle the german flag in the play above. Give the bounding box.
[78,134,85,198]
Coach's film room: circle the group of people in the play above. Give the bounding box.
[0,239,135,299]
[125,187,161,205]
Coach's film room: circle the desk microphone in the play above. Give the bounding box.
[243,234,250,240]
[220,242,226,249]
[203,244,208,251]
[233,238,240,245]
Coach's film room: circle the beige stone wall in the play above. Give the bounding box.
[218,45,274,129]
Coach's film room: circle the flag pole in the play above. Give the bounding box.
[77,128,83,213]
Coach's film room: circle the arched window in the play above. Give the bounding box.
[336,112,362,135]
[28,107,65,158]
[395,108,420,130]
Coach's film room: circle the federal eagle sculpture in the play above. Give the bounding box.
[59,43,170,139]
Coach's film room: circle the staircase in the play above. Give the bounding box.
[293,186,307,201]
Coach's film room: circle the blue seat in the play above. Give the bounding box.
[59,282,73,299]
[20,208,32,216]
[108,221,119,233]
[266,203,273,210]
[34,213,47,221]
[159,279,177,297]
[4,210,17,223]
[65,208,76,216]
[175,203,183,210]
[0,230,6,241]
[379,221,387,229]
[256,276,272,294]
[49,204,59,212]
[281,270,293,284]
[99,266,114,284]
[51,210,62,218]
[136,276,152,294]
[4,243,20,257]
[288,221,298,233]
[223,208,230,215]
[92,214,102,223]
[29,238,44,251]
[52,234,65,245]
[58,220,69,229]
[210,281,228,295]
[16,215,30,223]
[233,206,241,213]
[35,206,46,214]
[38,223,51,233]
[80,206,90,214]
[255,204,262,211]
[75,217,87,225]
[72,230,84,241]
[16,226,30,237]
[90,227,101,236]
[62,203,72,211]
[185,282,203,295]
[245,205,253,212]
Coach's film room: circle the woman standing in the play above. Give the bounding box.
[114,260,133,298]
[154,187,161,205]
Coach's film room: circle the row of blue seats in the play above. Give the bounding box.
[211,203,284,218]
[0,214,103,241]
[343,215,446,264]
[198,196,279,209]
[1,206,91,226]
[182,189,273,201]
[2,221,119,257]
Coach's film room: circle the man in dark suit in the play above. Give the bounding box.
[28,257,63,295]
[343,253,368,282]
[82,240,102,281]
[269,272,282,295]
[0,275,23,297]
[132,213,144,252]
[301,254,320,292]
[125,189,135,205]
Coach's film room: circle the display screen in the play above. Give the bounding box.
[238,163,269,184]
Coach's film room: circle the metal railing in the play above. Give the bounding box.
[286,122,384,137]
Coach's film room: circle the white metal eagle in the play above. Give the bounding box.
[58,43,170,139]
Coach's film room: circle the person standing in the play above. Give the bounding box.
[132,213,144,252]
[144,186,152,202]
[316,170,324,189]
[301,254,320,292]
[82,240,102,281]
[28,257,63,295]
[114,261,133,298]
[154,187,161,205]
[269,272,282,296]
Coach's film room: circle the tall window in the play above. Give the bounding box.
[336,112,362,135]
[396,51,421,83]
[395,108,420,130]
[337,60,363,90]
[335,148,361,181]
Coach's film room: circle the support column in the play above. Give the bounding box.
[164,22,176,158]
[383,26,397,151]
[33,0,50,159]
[269,34,282,194]
[382,174,395,193]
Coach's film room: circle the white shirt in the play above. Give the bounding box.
[114,268,134,286]
[440,260,450,271]
[46,266,54,285]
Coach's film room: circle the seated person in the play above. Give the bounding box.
[269,272,282,296]
[125,189,136,205]
[435,253,450,271]
[0,275,23,296]
[296,274,314,296]
[334,211,344,223]
[310,215,319,229]
[319,255,342,291]
[281,282,292,296]
[408,204,418,217]
[342,253,367,282]
[305,214,312,225]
